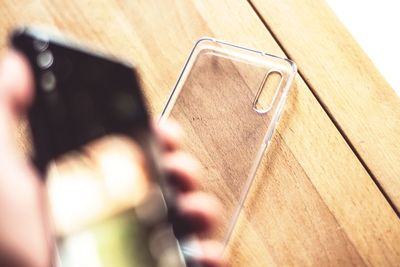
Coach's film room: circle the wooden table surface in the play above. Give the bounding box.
[1,0,399,266]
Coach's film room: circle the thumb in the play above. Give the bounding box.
[0,50,34,165]
[0,50,34,114]
[0,51,51,267]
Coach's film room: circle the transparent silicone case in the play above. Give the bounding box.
[160,38,296,246]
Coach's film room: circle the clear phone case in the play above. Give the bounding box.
[161,38,296,246]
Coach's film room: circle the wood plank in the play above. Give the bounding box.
[228,133,366,266]
[249,0,400,211]
[0,0,399,265]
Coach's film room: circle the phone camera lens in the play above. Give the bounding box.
[41,71,56,92]
[37,51,54,69]
[33,37,49,51]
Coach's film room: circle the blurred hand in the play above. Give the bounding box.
[0,51,224,267]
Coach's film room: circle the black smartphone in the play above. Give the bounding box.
[10,27,198,267]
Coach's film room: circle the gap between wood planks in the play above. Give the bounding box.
[246,0,400,218]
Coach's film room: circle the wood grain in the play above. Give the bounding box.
[249,0,400,211]
[1,0,399,266]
